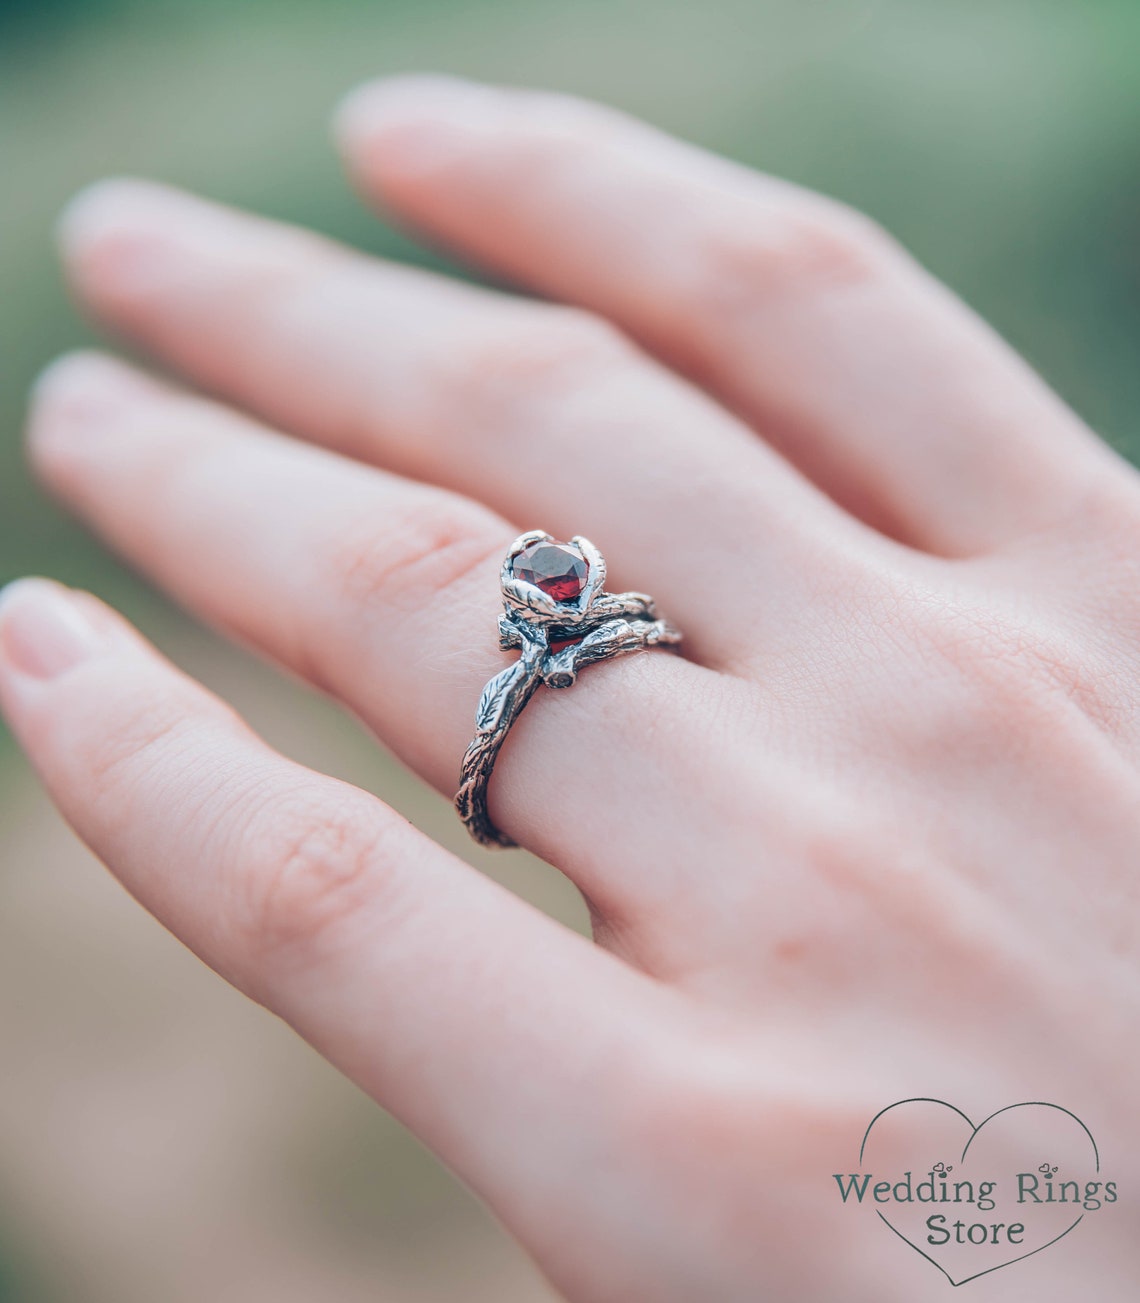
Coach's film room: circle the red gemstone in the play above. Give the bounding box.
[511,540,589,602]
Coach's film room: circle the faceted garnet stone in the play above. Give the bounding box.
[511,540,589,602]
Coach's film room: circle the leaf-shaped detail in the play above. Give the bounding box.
[475,664,523,731]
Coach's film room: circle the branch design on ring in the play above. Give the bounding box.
[456,530,682,847]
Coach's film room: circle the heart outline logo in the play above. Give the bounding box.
[858,1098,1100,1287]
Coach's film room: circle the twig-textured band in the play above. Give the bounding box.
[456,531,682,847]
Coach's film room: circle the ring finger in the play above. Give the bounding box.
[28,354,762,919]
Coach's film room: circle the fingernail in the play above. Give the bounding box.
[56,178,209,303]
[334,73,501,156]
[32,351,151,421]
[27,353,155,469]
[58,177,174,257]
[0,579,107,681]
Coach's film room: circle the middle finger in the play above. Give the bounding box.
[58,180,883,669]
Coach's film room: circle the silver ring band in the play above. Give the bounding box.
[456,530,682,847]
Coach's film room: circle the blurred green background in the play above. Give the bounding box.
[1,0,1139,1298]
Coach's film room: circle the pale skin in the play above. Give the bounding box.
[2,74,1139,1300]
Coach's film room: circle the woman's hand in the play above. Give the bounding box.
[2,75,1138,1300]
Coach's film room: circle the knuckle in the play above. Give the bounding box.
[240,792,405,968]
[437,308,632,422]
[328,494,504,620]
[916,598,1114,745]
[82,689,200,804]
[626,1035,875,1195]
[695,199,896,310]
